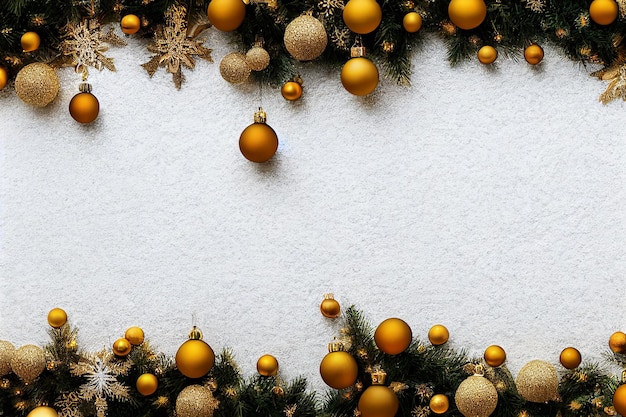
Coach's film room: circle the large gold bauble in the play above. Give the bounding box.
[112,338,132,357]
[483,345,506,367]
[358,385,399,417]
[121,14,141,35]
[613,384,626,416]
[342,0,383,35]
[245,47,271,71]
[515,360,558,403]
[176,384,218,417]
[524,44,544,65]
[455,375,498,417]
[340,57,379,97]
[374,318,412,355]
[403,12,423,33]
[609,331,626,353]
[11,345,46,383]
[136,373,159,396]
[0,341,16,376]
[47,308,68,328]
[125,327,145,346]
[320,351,358,389]
[207,0,246,32]
[219,52,251,84]
[26,406,58,417]
[21,31,41,52]
[428,324,449,346]
[281,81,303,101]
[429,394,450,414]
[284,15,328,61]
[477,45,497,64]
[448,0,487,30]
[257,354,279,376]
[239,122,279,163]
[69,92,99,124]
[0,66,7,90]
[176,339,215,378]
[589,0,618,25]
[15,63,59,107]
[559,347,582,370]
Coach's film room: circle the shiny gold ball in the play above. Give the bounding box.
[483,345,506,367]
[284,15,328,61]
[176,384,218,417]
[112,338,132,357]
[343,0,383,34]
[559,347,582,370]
[429,394,450,414]
[219,52,251,84]
[21,31,41,52]
[257,354,279,376]
[403,12,423,33]
[320,295,340,318]
[125,327,145,346]
[239,122,279,163]
[477,45,498,64]
[121,14,141,35]
[448,0,487,30]
[136,373,158,396]
[524,44,544,65]
[69,92,99,124]
[176,339,215,378]
[0,66,7,90]
[11,345,46,383]
[15,63,59,107]
[613,384,626,416]
[0,341,16,376]
[320,351,358,389]
[281,81,303,101]
[26,406,58,417]
[245,46,271,71]
[589,0,618,25]
[207,0,246,32]
[374,318,412,355]
[515,360,558,403]
[609,331,626,353]
[455,375,498,417]
[47,308,67,328]
[340,57,379,97]
[428,324,449,346]
[358,385,399,417]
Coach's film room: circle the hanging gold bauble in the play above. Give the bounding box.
[281,81,303,101]
[125,327,145,346]
[320,294,341,318]
[428,324,449,346]
[0,341,16,376]
[455,374,498,417]
[219,52,251,84]
[257,354,279,377]
[609,331,626,353]
[245,46,271,71]
[483,345,506,367]
[320,350,358,389]
[524,44,544,65]
[112,338,132,357]
[136,373,159,396]
[47,308,67,328]
[0,66,7,90]
[176,333,215,379]
[121,14,141,35]
[239,108,279,163]
[343,0,383,35]
[515,360,558,403]
[69,89,99,124]
[448,0,487,30]
[477,45,497,64]
[429,394,450,414]
[358,385,399,417]
[176,384,218,417]
[284,15,328,61]
[15,63,59,107]
[589,0,618,25]
[11,345,46,383]
[374,318,412,355]
[559,347,582,370]
[402,12,422,33]
[21,31,41,52]
[340,57,379,97]
[26,406,58,417]
[207,0,246,32]
[613,384,626,416]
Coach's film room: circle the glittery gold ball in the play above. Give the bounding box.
[176,339,215,379]
[176,384,218,417]
[515,360,558,403]
[609,331,626,353]
[343,0,383,34]
[455,375,498,417]
[125,327,145,346]
[340,57,379,97]
[11,345,46,383]
[284,15,328,62]
[219,52,251,84]
[207,0,246,32]
[428,324,449,346]
[559,347,582,370]
[245,46,271,71]
[69,92,99,124]
[257,354,279,376]
[21,31,41,52]
[0,341,16,376]
[484,345,506,367]
[448,0,487,30]
[121,14,141,35]
[113,338,132,357]
[320,351,358,389]
[0,66,7,90]
[477,45,498,64]
[239,122,279,163]
[374,318,412,355]
[136,373,158,396]
[26,406,58,417]
[320,296,340,318]
[403,12,423,33]
[281,81,303,101]
[524,44,544,65]
[429,394,450,414]
[613,384,626,416]
[589,0,618,25]
[47,308,67,328]
[15,63,59,107]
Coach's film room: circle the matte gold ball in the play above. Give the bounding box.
[47,308,67,328]
[219,52,251,84]
[0,66,7,90]
[559,347,582,370]
[483,345,506,367]
[15,63,59,107]
[284,15,328,61]
[609,331,626,353]
[374,318,412,355]
[281,81,303,101]
[121,14,141,34]
[589,0,618,25]
[175,339,215,378]
[257,354,279,376]
[125,327,145,346]
[455,375,498,417]
[358,385,399,417]
[477,45,498,64]
[340,57,379,97]
[136,373,158,396]
[429,394,450,414]
[428,324,449,346]
[320,351,358,389]
[26,406,58,417]
[524,44,544,65]
[69,92,99,124]
[239,122,279,163]
[0,341,16,376]
[613,384,626,416]
[21,31,41,52]
[343,0,383,34]
[403,12,423,33]
[515,360,558,403]
[245,46,271,71]
[207,0,246,31]
[11,345,46,383]
[448,0,487,30]
[112,338,132,357]
[176,384,218,417]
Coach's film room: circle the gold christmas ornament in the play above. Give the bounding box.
[374,318,412,355]
[121,14,141,34]
[403,12,423,33]
[524,44,544,65]
[176,384,219,417]
[589,0,619,25]
[0,341,16,376]
[428,324,449,346]
[26,406,58,417]
[343,0,383,34]
[47,308,67,328]
[320,294,341,318]
[429,394,450,414]
[207,0,246,31]
[136,373,158,396]
[559,347,582,370]
[448,0,487,30]
[320,343,358,389]
[11,345,46,383]
[21,31,41,52]
[15,63,59,107]
[219,52,251,84]
[281,80,303,101]
[125,327,145,346]
[69,83,99,124]
[483,345,506,367]
[112,338,132,357]
[175,328,215,379]
[341,57,379,96]
[245,46,271,71]
[613,384,626,416]
[239,108,279,163]
[358,381,399,417]
[257,354,279,376]
[284,15,328,61]
[477,45,498,64]
[455,373,498,417]
[515,360,558,403]
[0,66,7,90]
[609,331,626,353]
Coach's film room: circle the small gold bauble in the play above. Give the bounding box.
[0,66,7,90]
[136,373,158,396]
[343,0,383,34]
[320,351,358,389]
[477,45,498,64]
[455,375,498,417]
[121,14,141,34]
[245,46,271,71]
[515,360,558,403]
[483,345,506,367]
[320,294,340,318]
[112,338,132,357]
[15,63,59,107]
[374,318,412,355]
[21,31,41,52]
[358,385,399,417]
[219,52,251,84]
[257,354,279,377]
[176,384,218,417]
[429,394,450,414]
[428,324,449,346]
[609,331,626,353]
[239,122,279,163]
[589,0,618,25]
[284,15,328,61]
[281,81,303,101]
[524,44,544,65]
[403,12,423,33]
[47,308,67,328]
[207,0,246,32]
[613,384,626,416]
[340,57,379,97]
[11,345,46,383]
[69,92,99,124]
[0,341,16,376]
[448,0,487,30]
[176,339,215,378]
[559,347,582,370]
[125,327,145,346]
[26,406,58,417]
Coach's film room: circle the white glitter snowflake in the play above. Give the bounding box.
[524,0,545,13]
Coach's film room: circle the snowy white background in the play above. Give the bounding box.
[1,29,625,391]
